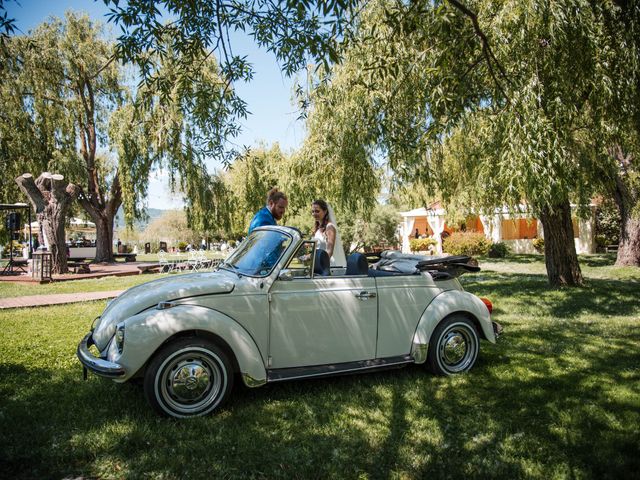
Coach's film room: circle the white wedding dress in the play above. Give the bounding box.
[313,204,347,267]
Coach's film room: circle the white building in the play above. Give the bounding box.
[400,204,596,254]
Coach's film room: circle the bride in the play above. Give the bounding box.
[311,199,347,267]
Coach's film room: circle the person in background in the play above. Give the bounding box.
[248,188,288,234]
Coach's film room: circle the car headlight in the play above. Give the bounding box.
[115,325,125,354]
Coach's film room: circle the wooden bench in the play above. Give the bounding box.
[113,253,137,262]
[606,244,619,253]
[136,263,163,274]
[68,261,91,274]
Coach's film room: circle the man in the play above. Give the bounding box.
[248,188,288,234]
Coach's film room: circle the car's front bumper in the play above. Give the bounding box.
[77,332,125,378]
[492,321,503,339]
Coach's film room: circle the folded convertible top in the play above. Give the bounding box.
[370,251,480,279]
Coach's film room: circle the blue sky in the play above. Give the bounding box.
[7,0,306,209]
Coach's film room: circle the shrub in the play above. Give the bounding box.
[177,241,188,252]
[443,232,491,256]
[595,201,620,246]
[488,242,509,258]
[409,237,438,252]
[532,237,544,253]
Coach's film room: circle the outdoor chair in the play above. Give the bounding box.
[196,249,212,270]
[187,250,201,271]
[158,251,174,273]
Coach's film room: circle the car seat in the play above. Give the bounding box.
[314,249,330,276]
[346,253,368,276]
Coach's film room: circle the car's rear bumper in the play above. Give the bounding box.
[492,321,503,339]
[77,332,125,378]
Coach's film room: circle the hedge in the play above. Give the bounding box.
[443,232,491,256]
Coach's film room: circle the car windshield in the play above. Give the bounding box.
[221,229,292,277]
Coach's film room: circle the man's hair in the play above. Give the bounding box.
[267,187,287,204]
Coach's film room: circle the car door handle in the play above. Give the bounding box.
[355,291,377,300]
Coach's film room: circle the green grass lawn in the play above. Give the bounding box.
[0,273,167,298]
[0,255,638,479]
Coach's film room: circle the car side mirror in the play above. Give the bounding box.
[278,269,294,281]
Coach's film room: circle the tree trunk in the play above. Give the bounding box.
[538,200,584,287]
[77,174,121,263]
[616,217,640,265]
[94,213,115,263]
[611,146,640,266]
[15,173,80,274]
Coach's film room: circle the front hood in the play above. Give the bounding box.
[92,271,236,349]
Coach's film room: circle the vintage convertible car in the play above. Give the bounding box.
[78,226,501,418]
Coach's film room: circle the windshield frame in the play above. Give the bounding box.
[219,227,297,278]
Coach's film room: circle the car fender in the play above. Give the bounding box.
[113,305,266,387]
[411,290,495,364]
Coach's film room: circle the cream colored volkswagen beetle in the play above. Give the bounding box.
[78,226,501,418]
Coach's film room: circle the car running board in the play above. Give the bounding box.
[267,355,414,383]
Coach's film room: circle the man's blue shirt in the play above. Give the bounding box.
[248,206,276,233]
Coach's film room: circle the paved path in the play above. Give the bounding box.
[0,290,124,309]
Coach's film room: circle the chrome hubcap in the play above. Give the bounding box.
[438,325,476,373]
[170,360,211,401]
[443,333,467,365]
[158,348,225,415]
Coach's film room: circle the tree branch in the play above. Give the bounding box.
[15,173,45,213]
[447,0,511,103]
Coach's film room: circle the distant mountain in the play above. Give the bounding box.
[114,207,168,230]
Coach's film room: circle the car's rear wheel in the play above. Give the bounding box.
[144,338,233,418]
[427,315,479,375]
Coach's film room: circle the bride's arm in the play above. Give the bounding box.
[325,224,336,258]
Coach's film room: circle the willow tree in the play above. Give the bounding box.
[102,0,382,226]
[302,0,640,285]
[1,13,237,262]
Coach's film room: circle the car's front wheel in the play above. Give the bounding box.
[427,315,479,375]
[144,338,234,418]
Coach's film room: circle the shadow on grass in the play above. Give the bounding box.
[480,253,543,265]
[481,253,621,267]
[465,272,640,319]
[2,322,639,480]
[578,253,619,267]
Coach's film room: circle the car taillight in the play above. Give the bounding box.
[480,297,493,314]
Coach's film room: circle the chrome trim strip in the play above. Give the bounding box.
[267,358,413,383]
[77,332,125,378]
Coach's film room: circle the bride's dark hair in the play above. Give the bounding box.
[312,199,329,234]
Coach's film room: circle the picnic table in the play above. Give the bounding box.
[113,253,137,262]
[68,260,91,273]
